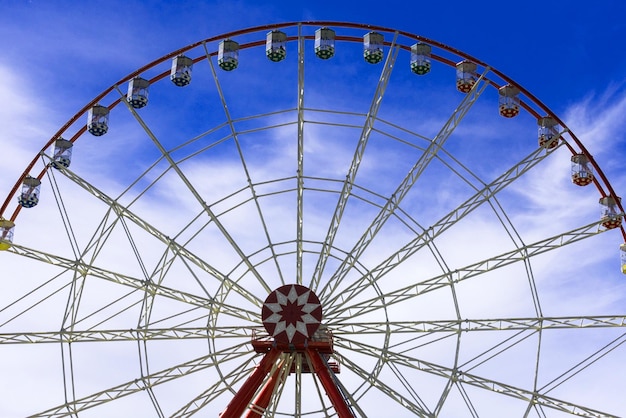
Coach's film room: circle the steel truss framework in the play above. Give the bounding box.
[1,21,625,417]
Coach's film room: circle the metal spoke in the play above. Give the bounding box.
[330,315,626,336]
[309,32,400,292]
[30,341,252,417]
[327,219,605,321]
[171,354,259,417]
[335,337,619,417]
[43,160,81,259]
[323,137,567,317]
[539,330,626,395]
[117,85,273,295]
[318,68,490,304]
[39,158,263,307]
[6,243,259,323]
[59,341,77,415]
[0,326,249,344]
[359,116,543,322]
[47,162,91,411]
[294,353,302,417]
[454,381,480,417]
[296,24,305,286]
[203,41,285,289]
[0,277,72,329]
[265,353,295,417]
[303,353,335,417]
[334,349,434,417]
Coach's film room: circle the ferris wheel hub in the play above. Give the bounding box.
[261,284,323,346]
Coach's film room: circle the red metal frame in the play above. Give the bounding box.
[219,347,282,418]
[242,359,286,418]
[220,330,354,418]
[305,348,355,418]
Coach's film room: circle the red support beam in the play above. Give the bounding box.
[243,358,286,418]
[219,348,282,418]
[305,348,355,418]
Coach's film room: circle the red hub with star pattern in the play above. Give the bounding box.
[261,284,323,347]
[221,285,354,417]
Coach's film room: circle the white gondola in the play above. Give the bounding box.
[87,104,109,136]
[170,55,193,86]
[18,176,41,208]
[456,60,477,93]
[315,27,335,59]
[52,138,73,169]
[538,116,559,149]
[219,39,239,71]
[410,42,431,75]
[127,77,150,109]
[0,219,15,251]
[571,154,594,186]
[266,30,287,62]
[363,31,384,64]
[498,85,520,118]
[600,196,622,230]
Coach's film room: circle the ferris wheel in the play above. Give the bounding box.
[1,21,626,417]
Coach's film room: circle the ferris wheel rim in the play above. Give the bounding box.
[1,20,623,237]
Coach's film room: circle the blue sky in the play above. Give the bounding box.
[2,1,625,111]
[1,1,626,417]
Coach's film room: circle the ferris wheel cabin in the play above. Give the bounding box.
[410,42,432,75]
[363,31,384,64]
[0,219,15,251]
[498,85,521,118]
[538,116,559,149]
[17,176,41,209]
[127,77,150,109]
[266,30,287,62]
[87,104,109,136]
[455,60,478,93]
[600,196,623,230]
[170,55,193,86]
[52,138,73,169]
[315,27,335,59]
[571,154,594,186]
[218,39,239,71]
